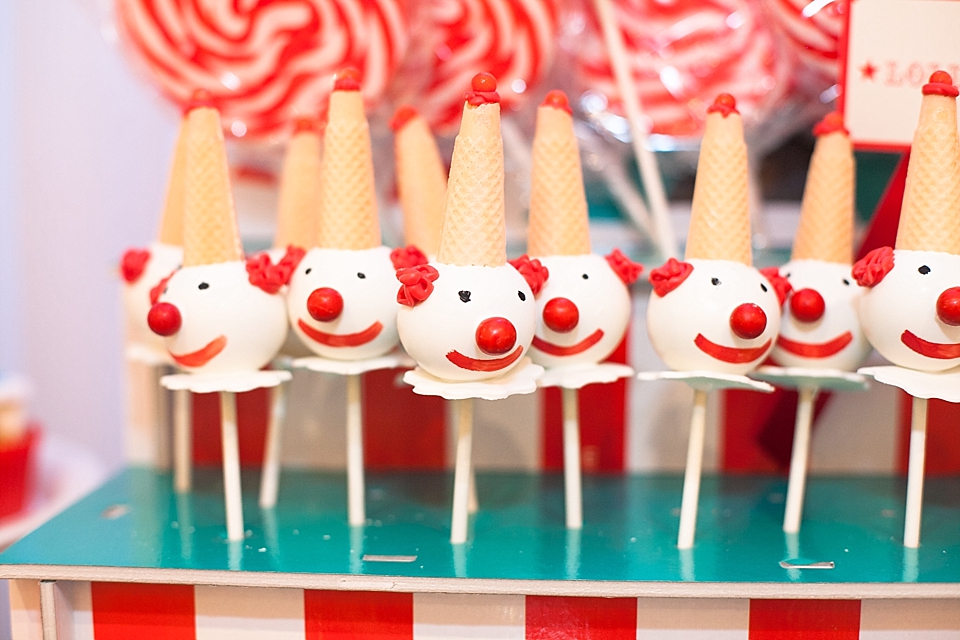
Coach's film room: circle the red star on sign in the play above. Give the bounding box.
[860,61,878,81]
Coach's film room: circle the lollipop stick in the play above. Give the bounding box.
[678,389,708,549]
[783,386,818,534]
[346,374,366,526]
[259,383,287,509]
[562,387,583,529]
[904,396,928,548]
[468,467,478,514]
[592,0,677,259]
[155,365,172,469]
[173,389,192,493]
[220,391,245,541]
[451,398,474,544]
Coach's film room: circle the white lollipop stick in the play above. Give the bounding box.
[783,386,818,533]
[469,467,478,514]
[259,383,288,509]
[346,374,366,526]
[173,389,192,493]
[592,0,677,259]
[904,396,928,548]
[451,398,474,544]
[155,365,172,469]
[562,387,583,529]
[220,391,245,542]
[678,389,708,549]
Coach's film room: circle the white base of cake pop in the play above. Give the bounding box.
[161,370,291,394]
[539,363,634,390]
[292,353,414,376]
[859,365,960,401]
[404,357,544,400]
[637,370,774,393]
[752,366,869,393]
[127,343,173,367]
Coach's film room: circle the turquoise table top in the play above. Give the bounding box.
[2,467,959,597]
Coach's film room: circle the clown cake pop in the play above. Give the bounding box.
[392,105,447,258]
[120,111,187,362]
[147,96,292,541]
[643,94,782,549]
[396,73,544,544]
[770,114,870,371]
[856,71,960,548]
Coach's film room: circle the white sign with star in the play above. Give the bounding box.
[842,0,960,150]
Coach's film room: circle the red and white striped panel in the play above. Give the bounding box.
[11,581,960,639]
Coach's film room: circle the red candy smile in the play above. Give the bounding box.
[170,335,227,368]
[298,319,383,348]
[901,330,960,359]
[694,334,771,364]
[777,332,853,359]
[447,346,524,372]
[532,329,604,357]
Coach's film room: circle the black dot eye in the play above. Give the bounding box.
[518,291,526,301]
[843,278,851,286]
[760,283,768,292]
[357,272,366,279]
[711,277,720,286]
[919,265,931,275]
[582,274,589,280]
[305,268,312,275]
[785,272,791,278]
[459,290,471,303]
[198,282,209,290]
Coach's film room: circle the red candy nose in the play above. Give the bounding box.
[307,287,344,322]
[148,302,182,337]
[730,303,767,340]
[542,297,579,333]
[476,317,517,355]
[937,287,960,326]
[790,288,825,323]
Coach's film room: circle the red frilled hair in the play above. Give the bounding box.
[245,246,306,294]
[508,255,549,296]
[852,246,895,288]
[759,267,793,306]
[649,258,693,297]
[396,264,439,307]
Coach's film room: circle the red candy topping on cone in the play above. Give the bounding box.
[706,93,739,117]
[390,105,419,132]
[465,72,500,105]
[542,90,572,114]
[812,112,848,136]
[923,70,959,97]
[334,68,362,92]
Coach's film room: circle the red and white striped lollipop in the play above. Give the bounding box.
[571,0,791,138]
[760,0,844,89]
[114,0,408,141]
[402,0,559,133]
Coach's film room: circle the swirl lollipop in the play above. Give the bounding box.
[114,0,408,141]
[761,0,844,90]
[400,0,560,132]
[572,0,790,137]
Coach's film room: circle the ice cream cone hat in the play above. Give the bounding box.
[528,90,591,257]
[895,71,960,254]
[685,94,752,265]
[157,113,188,246]
[182,94,243,267]
[317,68,381,250]
[791,113,855,264]
[275,118,322,250]
[436,73,506,267]
[392,105,447,256]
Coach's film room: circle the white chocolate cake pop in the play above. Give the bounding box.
[647,94,783,375]
[286,69,417,362]
[770,113,871,371]
[146,95,289,374]
[856,71,960,372]
[121,111,187,356]
[525,90,642,369]
[396,73,541,382]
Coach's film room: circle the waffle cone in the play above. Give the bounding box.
[896,93,960,254]
[528,105,591,257]
[275,128,321,249]
[182,106,243,267]
[792,130,855,264]
[318,90,380,250]
[436,102,506,267]
[685,110,751,265]
[157,115,188,246]
[395,114,446,255]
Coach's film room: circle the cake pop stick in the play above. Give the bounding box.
[591,0,676,259]
[451,398,475,544]
[258,384,287,509]
[173,389,191,493]
[677,389,708,549]
[346,373,365,525]
[220,392,244,541]
[561,387,582,529]
[782,386,816,534]
[904,397,928,547]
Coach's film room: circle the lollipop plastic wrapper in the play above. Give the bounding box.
[111,0,409,143]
